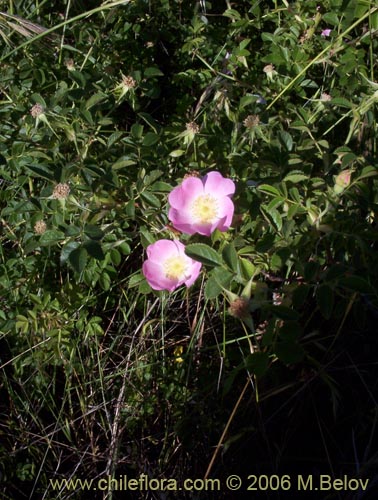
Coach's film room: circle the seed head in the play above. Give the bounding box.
[65,58,75,71]
[243,114,260,129]
[263,64,275,76]
[122,75,136,90]
[30,103,44,118]
[320,92,332,102]
[186,121,200,134]
[34,220,47,234]
[228,297,250,319]
[52,183,70,199]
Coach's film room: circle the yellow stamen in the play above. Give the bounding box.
[191,194,218,224]
[164,256,188,280]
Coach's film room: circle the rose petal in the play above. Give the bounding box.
[142,260,178,291]
[215,196,235,231]
[184,260,202,287]
[168,177,203,209]
[203,171,235,198]
[146,239,178,262]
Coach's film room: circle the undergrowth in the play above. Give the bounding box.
[1,1,378,499]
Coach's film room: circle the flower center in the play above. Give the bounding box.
[191,194,218,224]
[164,255,188,281]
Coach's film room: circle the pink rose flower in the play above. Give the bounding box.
[168,171,235,236]
[321,29,331,37]
[142,239,202,291]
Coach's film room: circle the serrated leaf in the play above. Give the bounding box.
[169,149,185,157]
[338,276,375,295]
[144,66,164,78]
[261,206,282,231]
[185,243,223,267]
[83,240,105,260]
[149,181,172,192]
[112,157,137,170]
[283,171,309,183]
[84,225,104,240]
[107,131,124,148]
[131,123,144,139]
[275,341,305,364]
[279,131,293,151]
[60,241,80,264]
[99,272,111,291]
[110,248,121,266]
[68,247,87,273]
[257,184,281,196]
[239,258,255,280]
[205,276,224,300]
[142,132,160,147]
[245,352,270,377]
[356,166,378,180]
[264,305,300,320]
[85,92,107,110]
[140,191,161,208]
[331,97,354,108]
[39,229,65,246]
[129,273,145,288]
[316,284,334,319]
[222,243,238,273]
[25,164,55,181]
[267,196,285,211]
[205,268,233,299]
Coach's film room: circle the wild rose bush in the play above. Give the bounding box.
[1,1,377,498]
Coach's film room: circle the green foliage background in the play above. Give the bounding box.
[1,0,378,498]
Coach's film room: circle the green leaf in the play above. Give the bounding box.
[245,352,270,377]
[112,157,137,170]
[239,258,255,280]
[205,268,233,299]
[283,171,309,183]
[275,341,305,364]
[279,131,293,151]
[356,166,378,180]
[39,230,65,246]
[267,196,285,211]
[83,240,105,260]
[60,241,80,264]
[131,123,144,139]
[264,305,300,320]
[142,132,160,147]
[25,164,55,181]
[140,191,161,208]
[129,272,145,288]
[84,225,104,240]
[222,243,238,273]
[338,276,375,295]
[107,131,124,148]
[304,261,319,281]
[144,66,164,78]
[169,149,185,157]
[279,321,302,341]
[99,272,111,291]
[185,243,223,267]
[292,284,310,308]
[260,206,282,231]
[331,97,354,108]
[316,284,334,319]
[110,248,121,266]
[149,181,172,192]
[257,184,281,196]
[140,226,155,247]
[85,92,107,110]
[69,247,87,274]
